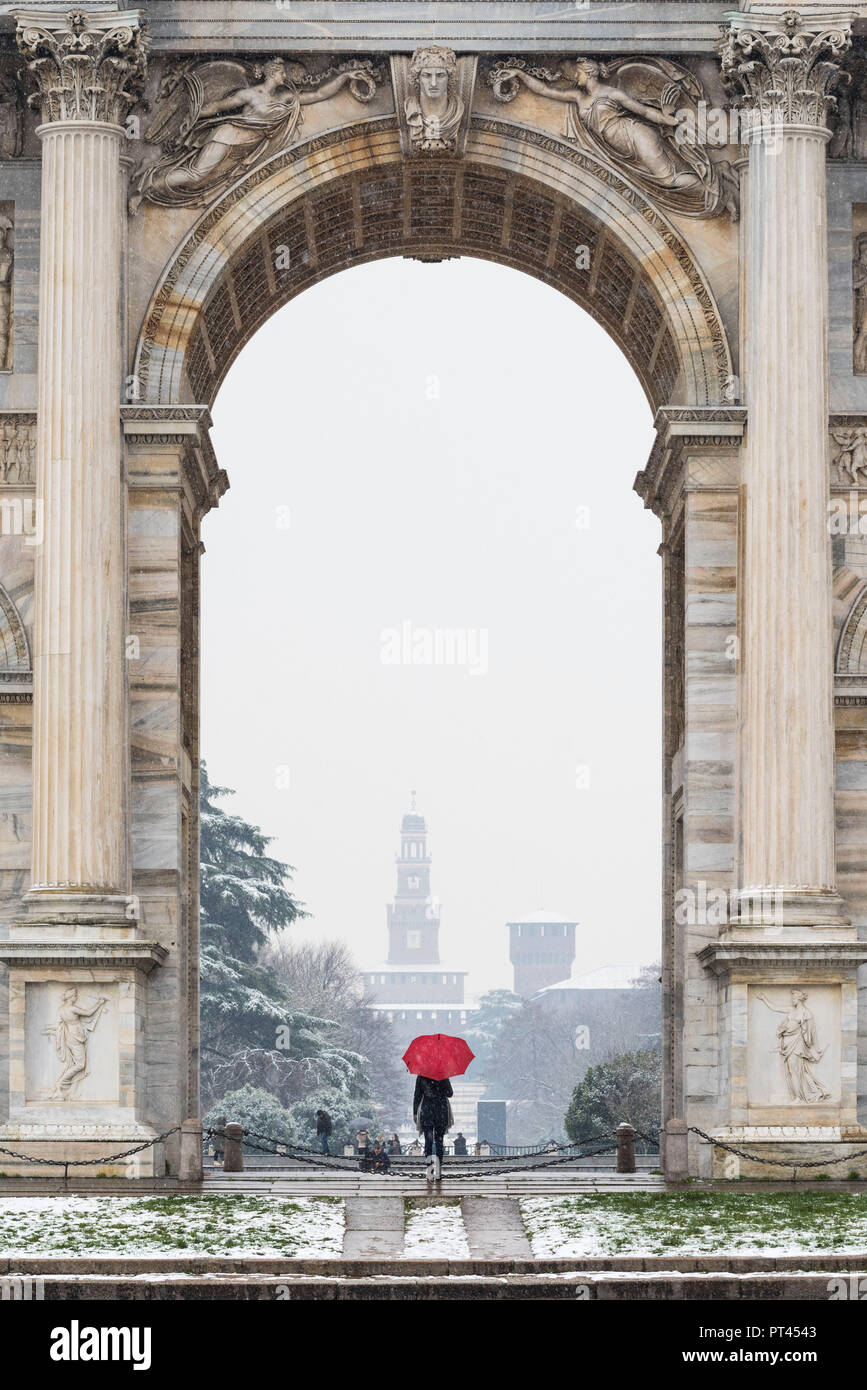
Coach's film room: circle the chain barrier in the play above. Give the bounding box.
[689,1127,867,1181]
[0,1127,182,1181]
[205,1125,620,1180]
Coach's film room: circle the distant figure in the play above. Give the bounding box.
[356,1128,371,1171]
[316,1108,333,1155]
[413,1074,454,1184]
[370,1139,391,1174]
[453,1132,467,1157]
[211,1114,227,1166]
[387,1133,402,1156]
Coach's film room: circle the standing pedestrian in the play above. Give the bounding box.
[413,1074,453,1186]
[315,1108,333,1155]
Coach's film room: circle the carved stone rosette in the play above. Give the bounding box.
[16,8,147,127]
[720,9,850,132]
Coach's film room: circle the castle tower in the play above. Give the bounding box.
[365,794,468,1044]
[509,911,578,997]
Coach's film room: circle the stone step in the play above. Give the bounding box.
[16,1269,865,1300]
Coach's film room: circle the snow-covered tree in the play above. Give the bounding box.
[463,989,524,1075]
[199,766,369,1113]
[564,1049,661,1142]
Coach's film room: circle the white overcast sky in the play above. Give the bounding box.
[201,256,661,998]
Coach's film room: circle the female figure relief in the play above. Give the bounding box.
[756,989,831,1104]
[44,987,108,1100]
[134,58,377,208]
[491,57,737,220]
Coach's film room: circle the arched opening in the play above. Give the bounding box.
[129,119,734,1140]
[198,252,661,1137]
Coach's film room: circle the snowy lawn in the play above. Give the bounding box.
[522,1192,867,1258]
[0,1195,344,1257]
[403,1199,470,1258]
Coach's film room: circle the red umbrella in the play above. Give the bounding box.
[402,1033,474,1082]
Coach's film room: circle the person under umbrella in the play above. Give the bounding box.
[413,1074,453,1186]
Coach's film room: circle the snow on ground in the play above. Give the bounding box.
[521,1192,867,1259]
[0,1195,344,1257]
[403,1201,470,1258]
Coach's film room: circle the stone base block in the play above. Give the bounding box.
[0,1127,166,1178]
[707,1126,867,1179]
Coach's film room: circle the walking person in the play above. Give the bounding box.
[413,1074,453,1187]
[315,1108,333,1155]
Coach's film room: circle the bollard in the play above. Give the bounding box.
[223,1122,244,1172]
[663,1117,689,1181]
[616,1121,636,1173]
[179,1118,203,1182]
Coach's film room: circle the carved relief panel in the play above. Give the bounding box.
[131,56,380,209]
[0,201,12,372]
[747,985,841,1111]
[24,982,119,1107]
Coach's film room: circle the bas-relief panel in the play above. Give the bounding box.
[24,981,119,1107]
[747,985,841,1109]
[854,204,867,378]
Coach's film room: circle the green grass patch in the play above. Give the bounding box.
[521,1190,867,1257]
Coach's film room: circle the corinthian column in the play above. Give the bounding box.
[720,11,851,930]
[16,10,147,926]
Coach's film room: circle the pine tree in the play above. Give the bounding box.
[199,764,369,1113]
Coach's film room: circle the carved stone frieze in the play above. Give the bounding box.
[487,54,738,219]
[131,55,379,208]
[0,205,12,372]
[392,47,477,156]
[720,10,851,132]
[0,413,35,483]
[16,9,148,127]
[831,425,867,486]
[0,65,26,157]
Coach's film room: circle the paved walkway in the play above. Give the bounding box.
[342,1197,405,1258]
[340,1194,534,1257]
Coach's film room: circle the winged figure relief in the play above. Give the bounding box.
[490,56,739,220]
[132,57,377,209]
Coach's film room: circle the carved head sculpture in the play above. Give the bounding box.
[791,989,808,1005]
[561,57,609,91]
[409,47,456,107]
[62,986,77,1003]
[0,215,11,250]
[856,232,867,268]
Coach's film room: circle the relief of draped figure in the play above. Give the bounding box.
[132,57,378,209]
[489,56,738,220]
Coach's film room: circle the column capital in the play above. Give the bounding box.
[15,8,147,127]
[719,9,852,131]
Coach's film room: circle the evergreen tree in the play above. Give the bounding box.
[564,1049,661,1142]
[199,765,368,1114]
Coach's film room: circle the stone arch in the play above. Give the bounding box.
[0,581,30,672]
[135,117,733,411]
[836,575,867,673]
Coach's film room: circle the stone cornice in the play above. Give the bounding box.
[634,405,747,518]
[720,9,853,131]
[122,403,227,518]
[698,939,867,975]
[15,8,147,126]
[0,939,168,972]
[0,2,755,56]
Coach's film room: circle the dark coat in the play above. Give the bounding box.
[316,1111,333,1135]
[413,1076,453,1134]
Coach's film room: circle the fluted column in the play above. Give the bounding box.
[17,10,147,925]
[722,11,850,930]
